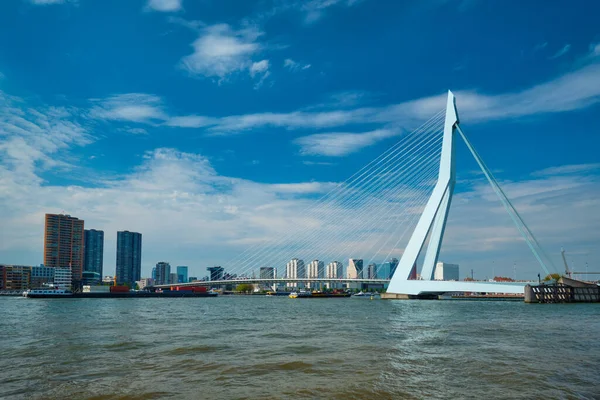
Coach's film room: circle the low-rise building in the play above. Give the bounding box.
[54,267,73,290]
[0,265,31,290]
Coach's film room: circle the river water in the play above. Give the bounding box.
[1,296,599,399]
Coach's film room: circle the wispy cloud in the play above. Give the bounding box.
[250,59,271,88]
[89,58,600,154]
[180,23,263,80]
[549,44,571,59]
[533,42,548,52]
[301,0,362,23]
[89,93,166,123]
[145,0,182,12]
[294,129,399,156]
[30,0,71,4]
[532,163,600,177]
[284,58,311,71]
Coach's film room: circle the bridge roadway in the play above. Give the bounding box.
[153,278,391,289]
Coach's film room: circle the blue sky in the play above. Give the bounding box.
[1,0,599,280]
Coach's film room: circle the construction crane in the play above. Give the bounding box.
[561,248,572,278]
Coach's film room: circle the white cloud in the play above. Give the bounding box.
[250,59,269,77]
[284,58,311,71]
[146,0,182,12]
[294,129,399,156]
[165,115,216,128]
[89,93,167,123]
[549,44,571,60]
[180,24,263,79]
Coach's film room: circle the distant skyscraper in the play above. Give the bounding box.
[388,258,399,279]
[207,266,224,281]
[84,229,104,276]
[116,231,142,286]
[188,276,198,282]
[169,273,178,285]
[347,259,364,279]
[326,261,343,279]
[177,266,188,283]
[155,262,171,285]
[152,267,157,282]
[367,263,378,279]
[44,214,85,281]
[307,260,324,279]
[286,258,305,288]
[260,267,275,279]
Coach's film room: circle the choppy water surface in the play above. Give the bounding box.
[1,296,599,399]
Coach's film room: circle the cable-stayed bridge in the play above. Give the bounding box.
[156,91,557,297]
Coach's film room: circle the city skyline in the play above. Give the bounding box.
[0,1,599,280]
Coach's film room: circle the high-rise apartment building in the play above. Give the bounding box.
[44,214,85,281]
[84,229,104,276]
[347,259,364,279]
[155,262,171,285]
[176,266,188,283]
[116,231,142,286]
[326,261,343,279]
[169,273,178,285]
[325,261,343,289]
[307,260,324,279]
[286,258,305,288]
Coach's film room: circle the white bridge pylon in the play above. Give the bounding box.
[387,91,549,296]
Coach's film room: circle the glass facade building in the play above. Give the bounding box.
[177,266,188,284]
[116,231,142,287]
[84,229,104,276]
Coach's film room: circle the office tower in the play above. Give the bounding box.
[367,263,378,279]
[84,229,104,276]
[44,214,85,281]
[207,266,224,281]
[116,231,142,286]
[152,267,157,282]
[388,258,399,279]
[188,276,198,282]
[286,258,305,288]
[434,262,460,281]
[155,262,171,285]
[259,267,275,279]
[177,266,188,283]
[347,259,364,279]
[169,273,178,285]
